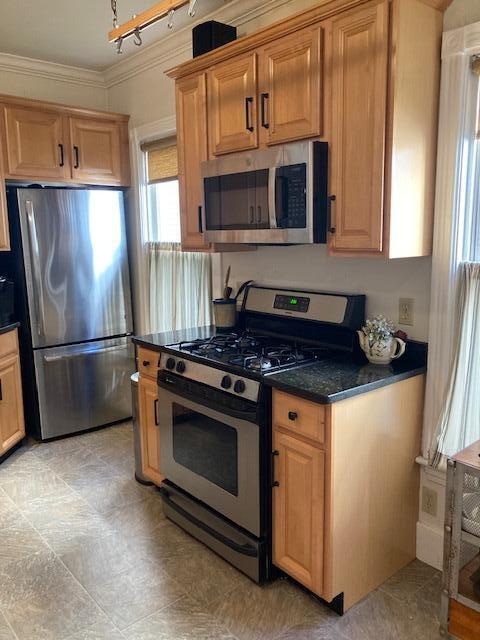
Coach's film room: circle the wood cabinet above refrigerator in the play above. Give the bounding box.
[167,0,447,257]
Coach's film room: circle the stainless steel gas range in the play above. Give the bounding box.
[156,285,365,583]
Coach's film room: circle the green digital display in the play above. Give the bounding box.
[274,294,310,312]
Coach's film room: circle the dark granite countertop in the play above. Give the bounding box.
[0,322,20,336]
[264,353,426,404]
[133,325,216,351]
[133,328,427,404]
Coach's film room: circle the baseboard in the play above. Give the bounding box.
[416,521,444,570]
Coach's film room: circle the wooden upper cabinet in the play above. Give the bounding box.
[3,105,69,180]
[176,74,210,251]
[273,429,325,596]
[329,1,389,254]
[258,27,323,145]
[0,149,9,251]
[70,118,122,185]
[208,53,258,155]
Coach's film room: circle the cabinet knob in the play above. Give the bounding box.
[143,360,150,367]
[288,411,298,421]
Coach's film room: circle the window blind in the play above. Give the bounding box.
[141,137,178,184]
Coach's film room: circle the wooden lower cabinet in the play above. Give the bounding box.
[272,375,425,611]
[0,330,25,457]
[273,429,325,594]
[138,374,164,486]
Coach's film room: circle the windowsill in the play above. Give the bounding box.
[416,455,446,483]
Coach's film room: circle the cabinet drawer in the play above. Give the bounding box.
[273,390,325,444]
[0,329,18,360]
[137,347,160,380]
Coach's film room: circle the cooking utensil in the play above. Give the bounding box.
[234,280,253,301]
[222,265,231,299]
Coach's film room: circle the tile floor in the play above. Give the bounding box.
[0,422,442,640]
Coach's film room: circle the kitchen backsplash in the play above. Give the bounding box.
[220,245,432,342]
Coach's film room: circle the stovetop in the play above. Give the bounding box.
[165,331,337,375]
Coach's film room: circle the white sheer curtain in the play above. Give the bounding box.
[422,25,480,464]
[148,242,212,333]
[433,263,480,464]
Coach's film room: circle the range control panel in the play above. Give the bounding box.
[273,294,310,313]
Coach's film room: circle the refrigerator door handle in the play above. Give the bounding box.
[25,201,46,338]
[43,343,129,363]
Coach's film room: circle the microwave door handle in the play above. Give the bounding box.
[268,168,278,229]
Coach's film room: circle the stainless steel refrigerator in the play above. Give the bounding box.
[2,186,134,440]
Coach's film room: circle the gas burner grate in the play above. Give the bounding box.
[175,332,335,373]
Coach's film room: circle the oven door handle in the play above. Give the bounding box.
[158,375,259,423]
[158,486,258,557]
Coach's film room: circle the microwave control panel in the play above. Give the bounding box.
[273,294,310,313]
[277,163,307,228]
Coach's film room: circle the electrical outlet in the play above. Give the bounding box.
[421,486,438,517]
[399,298,414,326]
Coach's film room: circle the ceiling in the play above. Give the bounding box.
[0,0,229,71]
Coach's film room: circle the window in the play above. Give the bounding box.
[143,139,181,243]
[141,137,212,334]
[427,57,480,466]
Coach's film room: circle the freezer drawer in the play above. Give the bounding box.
[33,336,134,439]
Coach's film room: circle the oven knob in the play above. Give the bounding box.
[234,379,246,394]
[176,361,186,374]
[221,375,232,390]
[165,357,176,370]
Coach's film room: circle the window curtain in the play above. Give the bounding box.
[422,29,480,465]
[433,263,480,465]
[148,242,212,333]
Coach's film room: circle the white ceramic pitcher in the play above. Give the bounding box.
[357,331,406,365]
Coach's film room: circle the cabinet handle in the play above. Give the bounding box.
[328,195,336,234]
[0,378,2,401]
[288,411,298,421]
[271,450,279,488]
[261,93,269,129]
[249,206,255,224]
[58,143,64,167]
[198,206,203,233]
[142,360,150,367]
[73,146,80,169]
[154,398,159,426]
[257,206,262,224]
[245,97,254,132]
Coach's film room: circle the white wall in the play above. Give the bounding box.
[225,248,432,339]
[0,54,107,110]
[444,0,480,30]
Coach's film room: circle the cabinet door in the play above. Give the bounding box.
[0,150,9,251]
[273,430,325,595]
[0,354,25,455]
[3,105,68,179]
[330,1,388,253]
[208,53,258,155]
[259,27,323,145]
[138,375,163,486]
[70,118,122,185]
[176,74,211,251]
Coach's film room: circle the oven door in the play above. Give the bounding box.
[157,378,261,537]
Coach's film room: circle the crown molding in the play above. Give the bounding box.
[103,0,293,88]
[0,52,105,89]
[442,19,480,58]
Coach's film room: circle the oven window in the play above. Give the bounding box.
[172,403,238,496]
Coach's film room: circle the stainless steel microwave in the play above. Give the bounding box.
[201,141,328,245]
